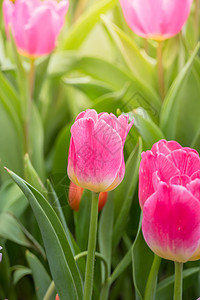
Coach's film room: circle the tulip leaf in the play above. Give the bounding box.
[0,181,28,218]
[132,224,154,300]
[7,169,83,300]
[112,137,142,248]
[99,194,114,281]
[0,213,32,247]
[63,76,112,100]
[74,189,92,251]
[160,43,200,145]
[62,0,117,50]
[26,251,55,300]
[101,15,157,87]
[155,267,200,300]
[12,266,32,285]
[48,53,161,117]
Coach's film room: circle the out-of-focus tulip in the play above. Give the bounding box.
[55,294,59,300]
[68,181,108,211]
[67,109,134,193]
[3,0,69,57]
[119,0,193,40]
[139,139,200,262]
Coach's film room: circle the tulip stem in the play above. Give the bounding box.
[173,262,183,300]
[144,255,162,300]
[195,0,199,43]
[83,192,99,300]
[29,58,35,101]
[157,40,165,100]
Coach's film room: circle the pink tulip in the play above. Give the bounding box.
[3,0,69,57]
[119,0,193,40]
[67,109,134,193]
[139,139,200,262]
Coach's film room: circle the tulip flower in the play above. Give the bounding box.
[67,109,134,193]
[3,0,69,57]
[55,294,59,300]
[139,139,200,263]
[119,0,193,40]
[68,181,108,211]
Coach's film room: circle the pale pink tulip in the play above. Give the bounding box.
[119,0,193,40]
[67,109,134,193]
[139,140,200,262]
[3,0,69,57]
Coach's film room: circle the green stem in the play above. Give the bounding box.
[83,192,99,300]
[75,251,109,282]
[144,255,162,300]
[173,262,183,300]
[157,40,165,100]
[73,0,88,22]
[43,281,55,300]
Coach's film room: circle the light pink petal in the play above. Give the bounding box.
[170,175,191,187]
[157,153,180,183]
[151,139,182,156]
[139,151,157,208]
[187,179,200,202]
[119,0,192,40]
[142,183,200,262]
[68,118,123,192]
[168,149,200,177]
[3,0,14,35]
[75,109,98,123]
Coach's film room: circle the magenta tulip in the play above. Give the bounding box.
[3,0,69,57]
[119,0,193,40]
[139,139,200,262]
[67,109,134,193]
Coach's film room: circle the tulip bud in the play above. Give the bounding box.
[55,294,59,300]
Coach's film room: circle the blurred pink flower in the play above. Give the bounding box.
[67,109,134,192]
[139,139,200,262]
[119,0,193,40]
[3,0,69,57]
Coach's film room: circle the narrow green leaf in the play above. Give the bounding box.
[0,213,32,247]
[7,169,83,300]
[160,43,200,139]
[26,251,55,300]
[12,266,32,285]
[102,15,156,87]
[132,224,154,300]
[112,138,142,248]
[99,194,114,281]
[62,0,117,50]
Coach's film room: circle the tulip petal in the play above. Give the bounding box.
[142,183,200,262]
[151,139,182,156]
[68,118,123,192]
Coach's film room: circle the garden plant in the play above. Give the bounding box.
[0,0,200,300]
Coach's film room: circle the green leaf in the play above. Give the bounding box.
[0,213,32,247]
[12,265,32,285]
[112,138,142,248]
[156,267,200,300]
[99,194,114,281]
[75,189,92,251]
[26,251,55,300]
[48,53,161,117]
[127,111,165,149]
[132,223,154,300]
[101,15,156,87]
[63,76,112,100]
[160,43,200,143]
[0,181,28,218]
[7,169,83,300]
[62,0,117,50]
